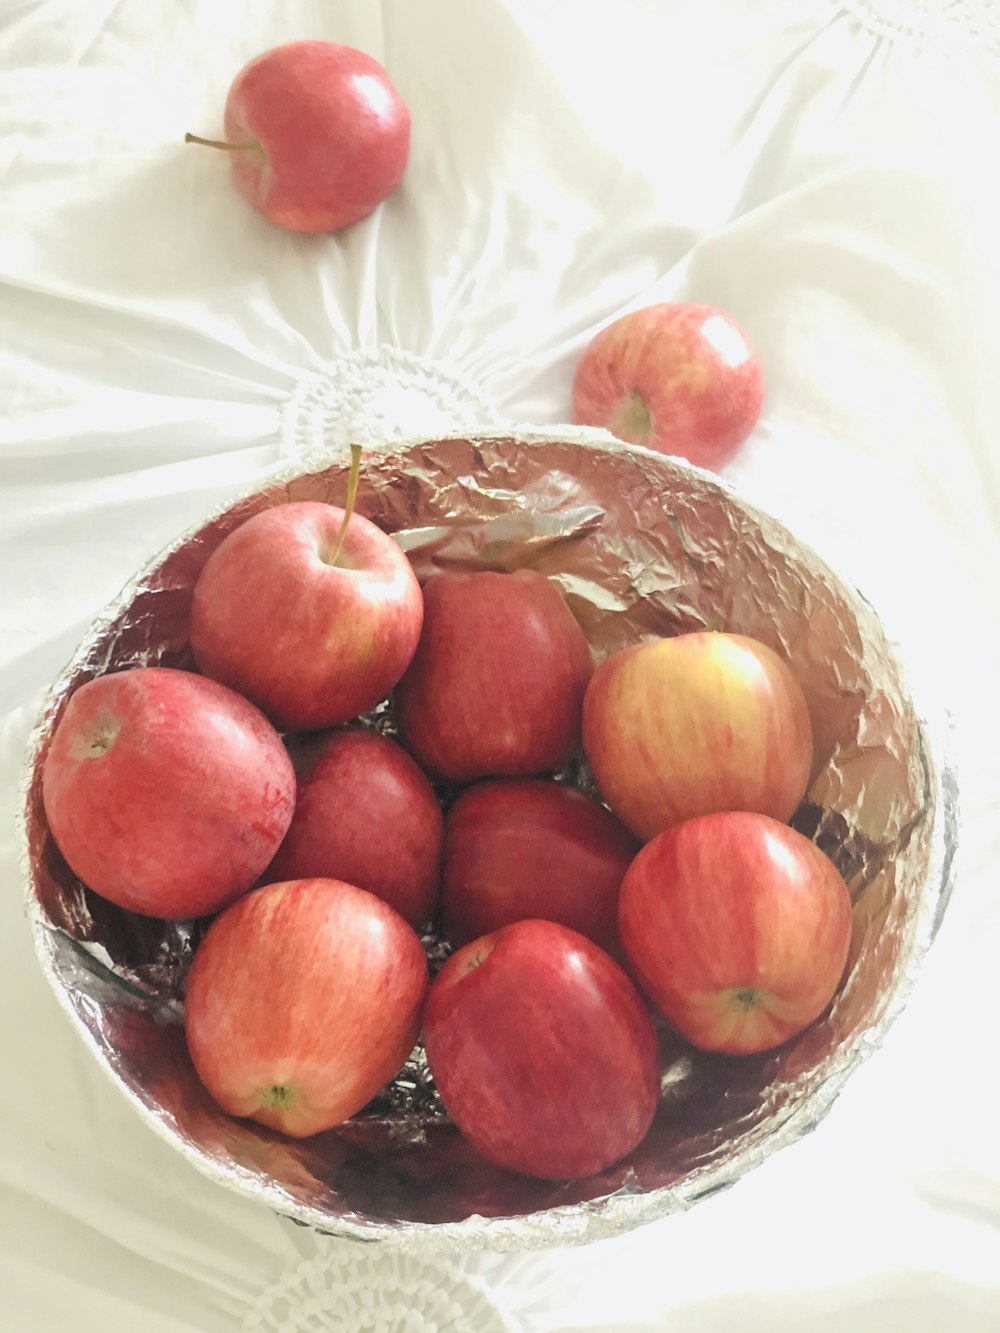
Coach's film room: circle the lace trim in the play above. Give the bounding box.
[243,1248,516,1333]
[842,0,1000,56]
[281,346,501,464]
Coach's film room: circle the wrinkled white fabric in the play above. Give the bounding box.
[2,1,999,1329]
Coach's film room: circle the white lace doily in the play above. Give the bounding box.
[280,347,502,464]
[243,1249,518,1333]
[843,0,1000,56]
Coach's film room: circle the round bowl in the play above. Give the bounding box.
[19,427,957,1251]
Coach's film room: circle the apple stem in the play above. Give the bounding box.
[89,727,117,757]
[184,133,255,152]
[261,1084,296,1108]
[462,939,496,974]
[327,445,363,569]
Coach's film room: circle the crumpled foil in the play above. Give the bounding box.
[18,427,958,1252]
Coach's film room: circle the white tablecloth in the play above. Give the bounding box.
[2,1,999,1328]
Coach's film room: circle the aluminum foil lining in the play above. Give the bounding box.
[18,426,957,1252]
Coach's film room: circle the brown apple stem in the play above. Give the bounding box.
[327,444,363,569]
[184,133,255,151]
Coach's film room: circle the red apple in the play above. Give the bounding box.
[423,918,660,1179]
[191,479,422,732]
[186,41,410,233]
[619,812,852,1054]
[442,778,638,952]
[583,632,813,841]
[267,727,443,929]
[395,570,593,782]
[185,877,428,1136]
[42,667,295,919]
[572,302,764,470]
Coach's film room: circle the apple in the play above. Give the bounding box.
[441,778,638,952]
[395,570,593,782]
[185,877,428,1136]
[583,631,813,841]
[186,40,410,233]
[572,302,764,470]
[191,449,423,732]
[423,918,660,1179]
[266,727,443,929]
[42,667,295,919]
[619,812,852,1054]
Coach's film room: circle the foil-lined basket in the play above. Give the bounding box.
[18,427,958,1251]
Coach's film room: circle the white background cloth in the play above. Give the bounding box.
[2,0,999,1328]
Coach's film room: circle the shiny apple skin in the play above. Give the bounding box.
[572,302,763,470]
[442,777,638,952]
[184,877,429,1136]
[619,812,853,1054]
[423,918,661,1180]
[583,632,813,841]
[190,501,423,733]
[42,667,295,919]
[395,570,593,783]
[267,727,443,929]
[222,41,410,233]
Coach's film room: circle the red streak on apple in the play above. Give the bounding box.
[267,727,443,929]
[619,812,853,1054]
[583,632,813,841]
[423,919,661,1180]
[442,778,638,952]
[184,878,428,1136]
[42,667,295,919]
[395,569,593,783]
[572,302,764,471]
[189,41,410,234]
[190,499,423,732]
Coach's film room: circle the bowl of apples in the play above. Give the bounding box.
[19,426,956,1250]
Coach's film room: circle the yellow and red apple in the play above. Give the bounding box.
[583,631,813,841]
